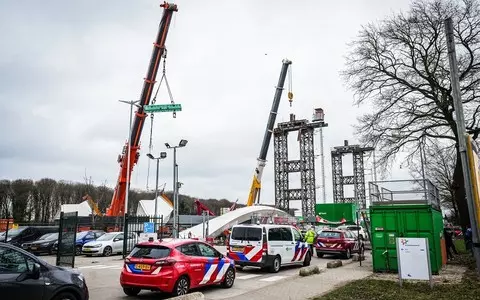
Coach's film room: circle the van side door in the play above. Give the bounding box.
[267,227,285,261]
[279,227,295,263]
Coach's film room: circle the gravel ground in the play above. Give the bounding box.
[369,263,467,284]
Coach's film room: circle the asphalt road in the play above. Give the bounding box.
[39,247,346,300]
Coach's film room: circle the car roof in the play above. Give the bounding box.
[136,238,207,248]
[232,224,295,229]
[320,229,344,233]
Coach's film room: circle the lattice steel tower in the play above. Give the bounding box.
[331,140,374,209]
[274,114,328,219]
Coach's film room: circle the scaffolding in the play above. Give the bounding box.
[331,140,374,209]
[273,114,328,220]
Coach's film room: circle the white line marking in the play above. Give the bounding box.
[236,274,262,280]
[94,265,119,269]
[259,275,286,282]
[78,265,107,269]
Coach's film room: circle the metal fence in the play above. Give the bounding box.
[56,211,79,268]
[369,179,440,209]
[122,214,164,258]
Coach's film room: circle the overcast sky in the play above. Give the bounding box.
[0,0,414,209]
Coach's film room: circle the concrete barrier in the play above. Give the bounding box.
[326,260,343,268]
[165,292,205,300]
[352,254,365,262]
[299,265,325,276]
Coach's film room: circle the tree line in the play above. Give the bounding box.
[0,178,240,223]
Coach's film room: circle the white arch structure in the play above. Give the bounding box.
[179,205,292,238]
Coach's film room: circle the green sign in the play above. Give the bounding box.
[144,103,182,113]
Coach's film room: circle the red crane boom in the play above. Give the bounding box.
[194,199,215,216]
[106,2,178,216]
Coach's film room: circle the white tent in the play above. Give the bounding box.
[54,200,93,219]
[136,195,173,224]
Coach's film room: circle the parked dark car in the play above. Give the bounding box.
[0,242,89,300]
[22,233,59,255]
[52,230,105,255]
[4,226,58,247]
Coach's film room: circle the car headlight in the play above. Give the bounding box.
[72,273,85,288]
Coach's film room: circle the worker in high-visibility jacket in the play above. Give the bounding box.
[304,226,316,254]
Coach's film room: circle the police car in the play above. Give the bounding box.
[120,238,235,297]
[227,224,311,273]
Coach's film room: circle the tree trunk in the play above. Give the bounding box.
[453,152,470,231]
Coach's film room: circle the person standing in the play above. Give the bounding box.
[304,225,316,254]
[444,228,455,260]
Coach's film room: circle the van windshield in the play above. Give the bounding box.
[231,227,262,241]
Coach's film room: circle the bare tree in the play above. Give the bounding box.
[0,180,12,218]
[342,0,480,228]
[409,140,458,219]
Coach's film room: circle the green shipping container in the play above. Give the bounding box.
[370,204,444,274]
[315,203,357,224]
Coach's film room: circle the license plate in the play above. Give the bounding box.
[83,248,91,252]
[135,264,151,271]
[231,246,243,252]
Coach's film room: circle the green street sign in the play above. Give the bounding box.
[144,103,182,113]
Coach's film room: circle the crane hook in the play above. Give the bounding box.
[288,92,293,107]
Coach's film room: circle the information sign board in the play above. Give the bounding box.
[396,237,433,287]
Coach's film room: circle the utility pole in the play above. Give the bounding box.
[445,17,480,274]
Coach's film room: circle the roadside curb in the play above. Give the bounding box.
[166,292,204,300]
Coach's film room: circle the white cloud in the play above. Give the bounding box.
[0,0,412,209]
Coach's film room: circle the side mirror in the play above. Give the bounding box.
[17,263,41,282]
[218,253,224,259]
[31,263,41,279]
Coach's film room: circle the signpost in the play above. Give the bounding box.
[396,237,433,288]
[144,103,182,113]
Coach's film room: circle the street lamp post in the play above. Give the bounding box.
[146,152,168,218]
[165,139,188,238]
[118,100,141,219]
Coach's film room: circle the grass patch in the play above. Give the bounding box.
[312,254,479,300]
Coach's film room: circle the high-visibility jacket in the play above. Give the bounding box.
[304,229,316,244]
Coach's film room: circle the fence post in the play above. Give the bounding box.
[56,211,64,266]
[5,218,10,241]
[160,216,163,240]
[123,213,128,259]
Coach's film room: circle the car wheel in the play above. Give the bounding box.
[303,251,311,267]
[172,276,190,296]
[221,267,235,288]
[269,256,281,273]
[344,248,352,259]
[75,246,82,256]
[123,287,141,296]
[52,291,77,300]
[103,246,112,257]
[317,252,324,258]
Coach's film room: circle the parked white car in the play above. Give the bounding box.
[336,225,368,240]
[82,231,137,256]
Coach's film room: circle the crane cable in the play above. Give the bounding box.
[287,64,293,106]
[146,49,177,190]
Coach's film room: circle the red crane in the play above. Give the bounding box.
[194,199,215,216]
[106,2,178,216]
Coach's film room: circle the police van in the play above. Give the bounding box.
[226,224,311,273]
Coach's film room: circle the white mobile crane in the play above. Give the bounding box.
[246,59,293,206]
